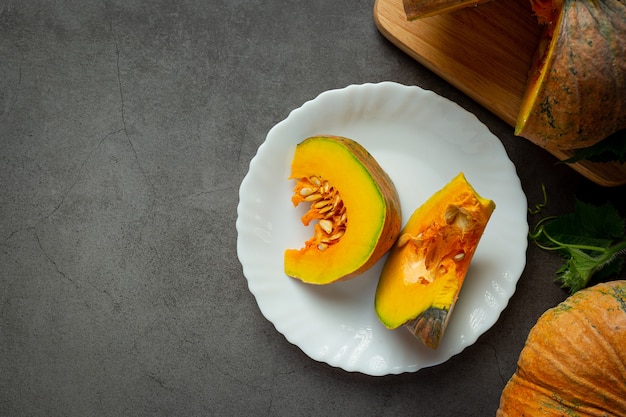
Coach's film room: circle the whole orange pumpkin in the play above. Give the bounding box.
[497,280,626,416]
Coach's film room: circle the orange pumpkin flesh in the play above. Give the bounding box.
[284,136,402,285]
[375,173,495,349]
[402,0,493,20]
[516,0,626,151]
[497,280,626,417]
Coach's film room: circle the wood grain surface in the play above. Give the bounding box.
[374,0,626,187]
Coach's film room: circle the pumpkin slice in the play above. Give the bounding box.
[497,280,626,417]
[516,0,626,151]
[402,0,493,20]
[375,173,495,349]
[284,135,402,285]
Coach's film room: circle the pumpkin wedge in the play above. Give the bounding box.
[375,173,495,349]
[284,136,402,285]
[497,280,626,417]
[516,0,626,151]
[402,0,493,20]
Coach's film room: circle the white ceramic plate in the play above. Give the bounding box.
[237,82,528,376]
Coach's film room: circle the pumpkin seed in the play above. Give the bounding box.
[319,219,333,234]
[328,230,344,240]
[318,204,333,214]
[304,193,323,202]
[445,205,471,230]
[294,175,350,250]
[397,234,411,248]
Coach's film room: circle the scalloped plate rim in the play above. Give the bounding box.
[236,82,528,376]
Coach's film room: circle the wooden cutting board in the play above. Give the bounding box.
[373,0,626,187]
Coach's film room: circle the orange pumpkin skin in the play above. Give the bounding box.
[516,0,626,151]
[497,280,626,417]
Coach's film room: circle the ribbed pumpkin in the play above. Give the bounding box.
[516,0,626,151]
[284,135,402,285]
[497,280,626,416]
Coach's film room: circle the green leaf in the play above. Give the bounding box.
[561,129,626,164]
[555,251,599,293]
[545,200,624,239]
[529,196,626,294]
[594,257,625,282]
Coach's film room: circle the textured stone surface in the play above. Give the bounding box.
[1,1,625,416]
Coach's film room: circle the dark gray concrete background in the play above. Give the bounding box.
[1,1,625,416]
